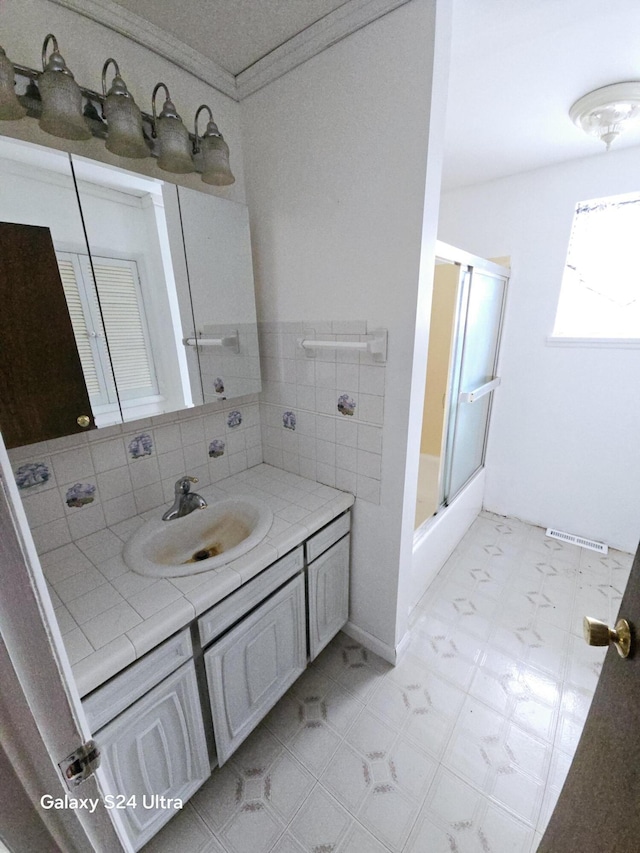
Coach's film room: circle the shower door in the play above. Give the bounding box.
[441,257,507,505]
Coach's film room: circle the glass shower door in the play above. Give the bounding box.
[442,266,507,503]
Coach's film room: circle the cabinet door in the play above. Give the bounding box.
[204,574,306,765]
[96,661,210,851]
[308,535,350,661]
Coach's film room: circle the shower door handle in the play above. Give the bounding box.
[458,377,501,404]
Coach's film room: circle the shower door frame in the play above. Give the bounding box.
[434,241,509,510]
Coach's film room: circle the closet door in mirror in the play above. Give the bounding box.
[0,223,95,447]
[0,136,113,445]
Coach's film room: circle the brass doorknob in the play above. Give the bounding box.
[583,616,631,658]
[77,415,91,428]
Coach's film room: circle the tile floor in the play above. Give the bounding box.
[142,511,633,853]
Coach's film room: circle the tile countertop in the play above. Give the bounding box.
[40,464,354,699]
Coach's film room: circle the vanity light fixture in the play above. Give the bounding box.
[570,82,640,150]
[38,34,91,141]
[0,46,26,120]
[101,59,149,159]
[0,38,234,183]
[193,104,235,186]
[151,83,194,174]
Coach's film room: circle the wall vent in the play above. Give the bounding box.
[545,528,608,554]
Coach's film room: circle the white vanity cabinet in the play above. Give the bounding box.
[203,573,307,764]
[83,631,210,851]
[306,513,351,661]
[81,508,351,847]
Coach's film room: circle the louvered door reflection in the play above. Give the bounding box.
[88,256,157,400]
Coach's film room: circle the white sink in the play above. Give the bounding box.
[123,496,274,577]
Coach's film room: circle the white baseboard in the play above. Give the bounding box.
[342,621,409,665]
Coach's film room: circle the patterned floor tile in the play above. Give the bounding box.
[312,632,392,702]
[286,784,360,852]
[366,653,466,758]
[407,615,486,691]
[263,666,363,776]
[320,708,437,851]
[469,649,561,743]
[191,727,312,853]
[143,512,625,853]
[431,581,502,641]
[442,697,552,826]
[405,766,535,853]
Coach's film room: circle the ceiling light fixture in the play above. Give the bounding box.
[570,82,640,151]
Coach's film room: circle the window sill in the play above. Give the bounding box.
[546,336,640,349]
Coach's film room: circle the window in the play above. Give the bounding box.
[56,252,157,413]
[552,192,640,339]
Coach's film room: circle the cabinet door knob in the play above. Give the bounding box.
[77,415,91,428]
[583,616,632,658]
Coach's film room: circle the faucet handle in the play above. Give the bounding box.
[175,475,198,494]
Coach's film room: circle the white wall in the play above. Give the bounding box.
[439,146,640,553]
[240,0,451,654]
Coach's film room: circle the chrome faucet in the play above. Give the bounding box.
[162,476,208,521]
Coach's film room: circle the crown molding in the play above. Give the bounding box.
[49,0,412,102]
[235,0,412,99]
[49,0,238,100]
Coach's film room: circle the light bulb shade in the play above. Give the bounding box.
[155,114,194,173]
[200,134,234,186]
[570,82,640,150]
[0,46,26,120]
[39,66,91,140]
[104,90,149,159]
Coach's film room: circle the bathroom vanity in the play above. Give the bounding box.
[64,465,352,849]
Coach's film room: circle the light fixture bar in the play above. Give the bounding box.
[10,63,211,175]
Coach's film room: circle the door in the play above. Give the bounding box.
[204,574,307,765]
[0,438,126,852]
[539,538,640,850]
[442,263,507,503]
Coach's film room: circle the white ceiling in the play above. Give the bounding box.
[444,0,640,189]
[109,0,351,76]
[107,0,640,189]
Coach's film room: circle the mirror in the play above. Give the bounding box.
[0,134,261,447]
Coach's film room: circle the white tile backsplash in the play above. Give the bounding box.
[258,321,385,505]
[9,399,263,554]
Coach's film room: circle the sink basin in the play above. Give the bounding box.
[123,497,274,577]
